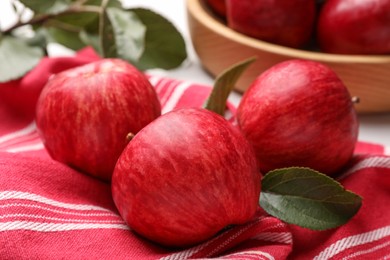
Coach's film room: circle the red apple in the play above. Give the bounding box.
[237,59,358,176]
[205,0,227,17]
[226,0,316,48]
[111,108,261,247]
[36,59,161,181]
[317,0,390,54]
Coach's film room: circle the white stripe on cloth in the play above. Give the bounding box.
[0,214,125,224]
[337,156,390,180]
[0,191,115,213]
[5,142,44,153]
[159,226,243,260]
[252,231,293,244]
[160,216,271,260]
[159,79,181,107]
[147,75,163,89]
[218,250,275,260]
[161,81,192,114]
[314,225,390,260]
[342,240,390,260]
[0,130,40,149]
[0,121,36,144]
[0,221,129,232]
[0,203,116,217]
[385,146,390,156]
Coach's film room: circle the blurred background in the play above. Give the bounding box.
[0,0,389,148]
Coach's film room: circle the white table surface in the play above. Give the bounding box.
[1,0,389,148]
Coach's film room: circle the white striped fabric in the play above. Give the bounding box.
[337,156,390,180]
[219,250,276,260]
[161,81,192,114]
[0,121,36,144]
[0,190,126,234]
[0,191,114,212]
[314,225,390,260]
[0,221,129,232]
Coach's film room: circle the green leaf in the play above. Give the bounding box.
[19,0,71,15]
[79,27,102,54]
[105,7,146,62]
[39,0,122,52]
[99,6,116,58]
[0,36,44,83]
[44,26,86,50]
[24,29,48,49]
[204,57,256,116]
[260,167,362,230]
[49,0,122,29]
[130,8,187,70]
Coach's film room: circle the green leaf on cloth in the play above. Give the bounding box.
[260,167,362,230]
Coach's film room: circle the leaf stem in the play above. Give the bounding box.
[98,0,110,57]
[2,5,102,34]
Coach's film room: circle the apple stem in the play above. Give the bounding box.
[126,132,135,143]
[351,96,360,104]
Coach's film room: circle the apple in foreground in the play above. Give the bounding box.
[237,59,358,176]
[112,108,261,247]
[317,0,390,54]
[36,59,161,181]
[226,0,316,48]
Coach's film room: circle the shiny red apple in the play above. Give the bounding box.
[112,108,261,247]
[226,0,316,48]
[317,0,390,54]
[36,59,161,181]
[237,59,358,176]
[205,0,226,17]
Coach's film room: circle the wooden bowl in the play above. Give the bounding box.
[186,0,390,113]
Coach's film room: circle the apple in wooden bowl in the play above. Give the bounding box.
[186,0,390,113]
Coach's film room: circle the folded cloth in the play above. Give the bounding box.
[0,48,389,259]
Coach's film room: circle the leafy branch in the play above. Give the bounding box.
[2,5,101,34]
[0,0,187,83]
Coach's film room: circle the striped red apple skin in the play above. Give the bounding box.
[36,59,161,181]
[226,0,316,48]
[112,108,261,247]
[237,59,358,176]
[317,0,390,54]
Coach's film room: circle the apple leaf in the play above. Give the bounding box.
[20,29,48,50]
[48,0,122,30]
[99,6,115,58]
[44,26,86,50]
[204,57,256,116]
[0,36,44,83]
[1,1,187,78]
[105,7,146,62]
[130,8,187,70]
[260,167,362,230]
[79,26,102,54]
[19,0,71,15]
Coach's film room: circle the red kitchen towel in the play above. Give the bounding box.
[1,48,390,259]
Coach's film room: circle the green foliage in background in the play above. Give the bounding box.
[0,0,187,82]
